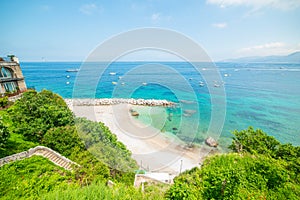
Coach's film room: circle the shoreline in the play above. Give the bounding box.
[67,101,213,174]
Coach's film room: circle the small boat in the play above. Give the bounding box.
[214,83,220,87]
[142,82,147,86]
[121,82,125,85]
[66,81,70,85]
[66,69,79,72]
[109,72,117,75]
[199,81,205,87]
[224,73,229,77]
[118,76,122,79]
[66,75,70,78]
[112,82,117,85]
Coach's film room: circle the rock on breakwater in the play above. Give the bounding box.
[64,98,175,107]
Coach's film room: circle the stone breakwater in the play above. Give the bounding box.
[64,98,175,107]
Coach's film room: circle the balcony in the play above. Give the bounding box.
[0,77,24,83]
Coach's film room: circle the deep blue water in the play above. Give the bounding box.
[21,62,300,147]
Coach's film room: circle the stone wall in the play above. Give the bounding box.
[0,146,78,169]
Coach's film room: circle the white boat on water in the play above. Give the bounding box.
[199,81,205,87]
[109,72,117,75]
[142,82,147,86]
[112,81,117,85]
[66,69,80,72]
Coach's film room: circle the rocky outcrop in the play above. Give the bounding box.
[131,111,139,116]
[205,137,218,147]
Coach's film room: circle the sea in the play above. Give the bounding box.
[21,61,300,148]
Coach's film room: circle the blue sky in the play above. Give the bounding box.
[1,0,300,61]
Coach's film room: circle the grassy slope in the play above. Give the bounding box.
[42,181,168,200]
[0,156,78,200]
[0,110,38,158]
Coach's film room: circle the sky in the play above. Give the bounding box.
[1,0,300,61]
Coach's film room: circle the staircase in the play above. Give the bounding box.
[0,146,79,171]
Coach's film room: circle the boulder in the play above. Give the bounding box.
[205,137,218,147]
[131,111,139,116]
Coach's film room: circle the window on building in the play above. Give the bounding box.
[0,67,13,78]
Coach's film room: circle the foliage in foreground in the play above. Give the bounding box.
[0,156,78,200]
[229,126,300,180]
[42,181,168,200]
[0,90,139,199]
[8,90,74,142]
[166,153,300,200]
[75,118,138,172]
[0,118,9,150]
[166,127,300,200]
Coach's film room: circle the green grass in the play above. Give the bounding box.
[0,156,78,200]
[42,181,168,200]
[0,133,38,158]
[0,109,39,158]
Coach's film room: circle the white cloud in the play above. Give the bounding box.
[151,13,171,24]
[212,22,227,28]
[151,13,161,22]
[237,42,300,57]
[79,4,102,15]
[207,0,300,10]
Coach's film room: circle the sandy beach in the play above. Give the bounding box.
[68,102,211,174]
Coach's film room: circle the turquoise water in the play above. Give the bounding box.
[21,62,300,147]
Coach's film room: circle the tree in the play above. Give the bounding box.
[75,118,138,172]
[8,90,74,142]
[42,125,85,157]
[166,153,300,200]
[228,126,280,156]
[0,118,9,149]
[0,97,9,108]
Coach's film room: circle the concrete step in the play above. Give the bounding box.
[57,159,65,166]
[48,155,56,162]
[51,156,59,163]
[43,151,52,157]
[61,162,68,168]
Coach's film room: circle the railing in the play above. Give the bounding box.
[0,146,79,170]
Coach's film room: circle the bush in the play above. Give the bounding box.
[42,125,85,157]
[228,126,280,155]
[75,118,138,172]
[0,156,78,199]
[8,90,74,142]
[0,97,9,108]
[0,118,9,150]
[166,153,300,200]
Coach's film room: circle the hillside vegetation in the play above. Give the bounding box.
[0,90,299,199]
[166,127,300,199]
[0,90,140,199]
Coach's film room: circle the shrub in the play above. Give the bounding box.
[42,125,85,157]
[8,90,74,142]
[0,97,9,108]
[0,118,9,150]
